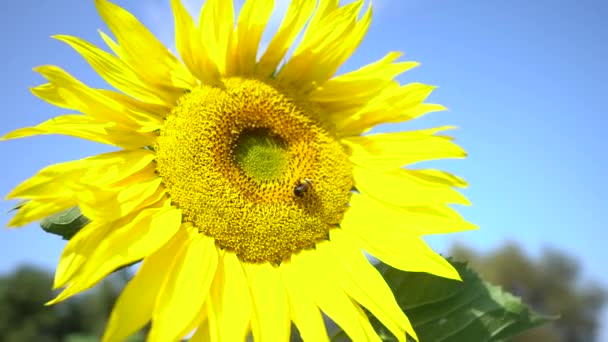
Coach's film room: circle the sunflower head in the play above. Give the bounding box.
[4,0,475,341]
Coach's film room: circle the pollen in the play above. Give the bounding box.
[155,78,353,264]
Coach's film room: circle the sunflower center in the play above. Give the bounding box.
[155,78,353,264]
[233,129,288,181]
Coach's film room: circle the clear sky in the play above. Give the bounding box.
[1,0,606,339]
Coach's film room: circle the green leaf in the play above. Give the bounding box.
[40,206,89,240]
[331,260,556,342]
[39,207,139,273]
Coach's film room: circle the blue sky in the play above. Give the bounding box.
[1,0,606,338]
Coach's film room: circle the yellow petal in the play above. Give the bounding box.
[9,171,162,229]
[73,163,164,222]
[49,202,182,304]
[245,263,291,342]
[94,0,196,90]
[341,222,461,280]
[278,1,370,92]
[299,0,340,44]
[329,229,417,341]
[230,0,273,76]
[394,203,466,220]
[31,65,162,130]
[343,126,466,171]
[98,29,123,57]
[7,149,156,200]
[281,260,329,342]
[97,89,169,120]
[171,269,212,342]
[9,151,163,277]
[309,52,417,104]
[149,234,219,342]
[336,83,445,136]
[102,228,189,342]
[255,0,315,78]
[198,0,234,75]
[170,0,221,85]
[201,281,222,342]
[411,169,468,188]
[53,35,174,106]
[290,246,380,341]
[342,102,448,137]
[205,252,252,342]
[1,114,156,149]
[315,3,372,86]
[85,153,158,187]
[342,193,477,236]
[278,1,360,89]
[353,166,470,207]
[189,319,211,342]
[7,197,75,228]
[53,219,114,289]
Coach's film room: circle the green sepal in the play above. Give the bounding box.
[331,259,556,342]
[7,199,29,213]
[40,206,89,240]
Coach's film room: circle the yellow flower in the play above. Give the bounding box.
[4,0,476,341]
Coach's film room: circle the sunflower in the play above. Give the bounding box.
[4,0,475,341]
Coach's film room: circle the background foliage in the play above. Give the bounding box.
[450,243,606,342]
[0,265,143,342]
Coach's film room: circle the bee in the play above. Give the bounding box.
[294,178,313,198]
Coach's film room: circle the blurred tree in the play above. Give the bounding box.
[450,242,606,342]
[0,265,81,342]
[0,265,139,342]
